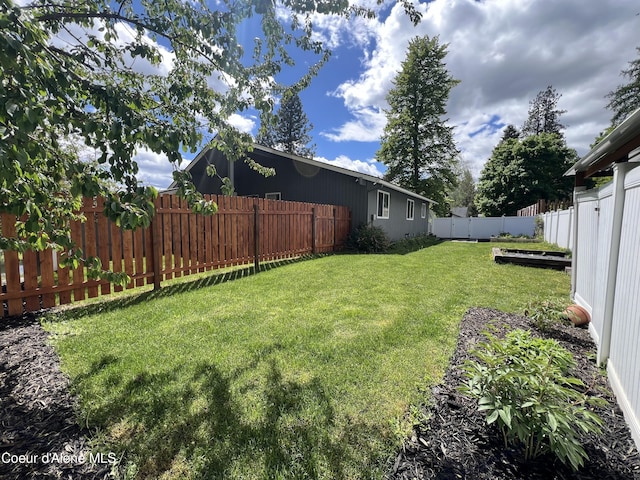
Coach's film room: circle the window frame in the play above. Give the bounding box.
[265,192,281,200]
[421,202,427,219]
[406,199,415,221]
[376,190,390,219]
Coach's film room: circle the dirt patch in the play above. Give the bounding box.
[0,314,112,479]
[388,307,640,480]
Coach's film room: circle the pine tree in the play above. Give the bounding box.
[606,46,640,126]
[500,124,520,143]
[449,166,477,216]
[521,86,566,137]
[377,35,460,217]
[257,92,316,158]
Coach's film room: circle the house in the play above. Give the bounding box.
[171,144,435,240]
[564,107,640,450]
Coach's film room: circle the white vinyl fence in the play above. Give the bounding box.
[433,215,535,240]
[548,165,640,450]
[541,207,574,249]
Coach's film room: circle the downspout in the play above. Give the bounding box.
[228,158,235,193]
[598,162,631,365]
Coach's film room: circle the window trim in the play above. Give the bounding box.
[406,199,415,220]
[421,202,427,219]
[377,190,390,219]
[265,192,281,200]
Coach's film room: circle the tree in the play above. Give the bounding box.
[606,46,640,126]
[377,35,460,217]
[448,166,477,216]
[521,86,566,138]
[1,0,420,281]
[475,134,577,217]
[500,124,520,143]
[257,92,316,158]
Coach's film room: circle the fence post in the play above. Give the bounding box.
[254,204,260,270]
[151,201,162,290]
[311,207,317,254]
[333,208,337,250]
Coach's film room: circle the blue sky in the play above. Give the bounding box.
[125,0,640,189]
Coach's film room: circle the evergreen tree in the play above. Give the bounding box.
[606,46,640,126]
[475,134,576,216]
[377,35,460,217]
[500,124,520,143]
[449,166,477,216]
[521,86,567,137]
[258,92,315,158]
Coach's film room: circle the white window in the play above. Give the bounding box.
[406,199,415,220]
[265,192,281,200]
[421,202,427,218]
[377,191,390,219]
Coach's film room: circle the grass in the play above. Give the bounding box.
[43,241,570,479]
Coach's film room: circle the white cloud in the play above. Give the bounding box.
[227,113,256,133]
[133,148,174,189]
[314,155,383,177]
[320,107,386,142]
[324,0,640,178]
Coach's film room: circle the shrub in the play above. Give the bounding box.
[347,224,390,253]
[460,328,604,471]
[523,298,567,332]
[387,234,440,254]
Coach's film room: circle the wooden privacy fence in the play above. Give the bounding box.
[1,194,351,317]
[516,199,573,216]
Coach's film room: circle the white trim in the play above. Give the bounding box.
[421,202,427,219]
[406,199,415,220]
[608,361,640,451]
[377,190,390,219]
[265,192,281,200]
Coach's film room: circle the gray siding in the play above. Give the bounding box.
[368,188,431,240]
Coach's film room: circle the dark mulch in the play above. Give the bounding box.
[388,307,640,480]
[0,314,111,479]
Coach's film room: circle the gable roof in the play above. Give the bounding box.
[565,107,640,178]
[171,143,437,204]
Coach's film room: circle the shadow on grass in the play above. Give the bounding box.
[83,345,384,479]
[46,255,322,322]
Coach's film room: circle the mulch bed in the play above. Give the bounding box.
[388,307,640,480]
[0,314,111,479]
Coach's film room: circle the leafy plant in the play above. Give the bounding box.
[347,224,390,253]
[534,216,544,239]
[523,298,567,332]
[460,328,604,471]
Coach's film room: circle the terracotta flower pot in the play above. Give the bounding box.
[563,304,590,327]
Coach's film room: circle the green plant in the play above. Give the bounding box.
[387,234,440,254]
[535,216,544,239]
[460,328,604,471]
[347,224,391,253]
[523,298,568,332]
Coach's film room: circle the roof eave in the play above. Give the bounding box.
[565,107,640,178]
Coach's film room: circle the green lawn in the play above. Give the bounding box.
[43,241,570,479]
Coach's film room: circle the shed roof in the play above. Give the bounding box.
[172,143,437,204]
[565,107,640,178]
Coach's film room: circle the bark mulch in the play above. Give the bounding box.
[388,307,640,480]
[0,314,112,479]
